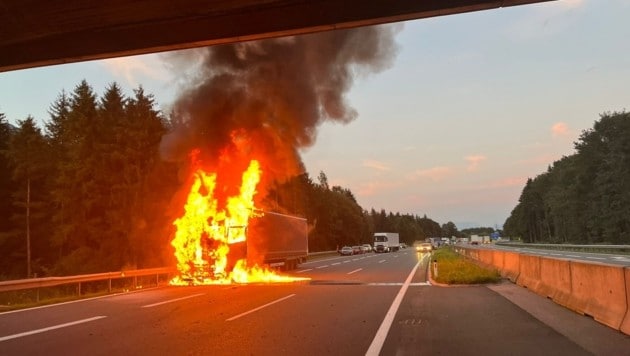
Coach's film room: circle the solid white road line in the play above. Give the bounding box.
[347,268,362,275]
[226,294,296,321]
[365,259,421,356]
[141,293,205,308]
[0,316,107,342]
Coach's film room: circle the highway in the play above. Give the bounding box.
[1,250,629,355]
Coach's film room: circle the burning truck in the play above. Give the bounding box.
[170,158,309,285]
[183,210,308,284]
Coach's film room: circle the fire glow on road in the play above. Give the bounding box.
[0,316,107,342]
[226,294,296,321]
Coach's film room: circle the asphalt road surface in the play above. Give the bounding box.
[1,250,629,355]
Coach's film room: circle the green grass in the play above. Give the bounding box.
[430,247,501,285]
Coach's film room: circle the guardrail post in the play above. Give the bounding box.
[134,276,137,289]
[77,282,81,296]
[108,278,112,293]
[433,260,438,278]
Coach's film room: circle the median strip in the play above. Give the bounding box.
[0,316,107,342]
[226,294,295,321]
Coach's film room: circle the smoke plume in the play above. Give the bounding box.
[160,25,400,198]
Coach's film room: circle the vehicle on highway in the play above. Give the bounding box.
[414,242,433,252]
[339,246,353,256]
[374,232,400,252]
[352,245,362,255]
[362,244,372,253]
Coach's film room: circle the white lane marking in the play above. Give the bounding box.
[586,256,606,260]
[393,256,398,258]
[347,268,362,275]
[0,316,107,342]
[378,260,386,264]
[367,282,430,286]
[366,260,421,356]
[297,268,313,273]
[226,294,295,321]
[567,255,580,258]
[343,260,351,263]
[142,293,205,308]
[331,262,341,266]
[316,265,328,269]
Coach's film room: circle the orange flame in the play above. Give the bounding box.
[170,158,308,285]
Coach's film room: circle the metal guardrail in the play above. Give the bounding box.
[0,267,175,305]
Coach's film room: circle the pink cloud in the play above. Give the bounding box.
[551,122,569,138]
[465,155,487,172]
[409,166,453,182]
[362,159,390,171]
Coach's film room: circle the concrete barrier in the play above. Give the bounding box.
[478,249,494,266]
[502,251,520,283]
[538,257,572,308]
[566,261,627,330]
[490,249,504,270]
[516,254,541,293]
[621,267,630,335]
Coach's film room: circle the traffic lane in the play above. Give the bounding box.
[0,283,307,355]
[297,250,428,284]
[382,284,592,356]
[0,285,218,335]
[213,284,403,356]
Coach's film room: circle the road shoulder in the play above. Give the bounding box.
[488,281,630,355]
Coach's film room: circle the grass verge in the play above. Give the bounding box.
[431,247,501,285]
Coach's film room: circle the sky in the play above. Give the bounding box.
[1,0,628,229]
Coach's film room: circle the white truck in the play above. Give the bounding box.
[470,234,482,245]
[373,232,400,253]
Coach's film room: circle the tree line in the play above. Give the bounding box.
[1,80,456,280]
[503,111,630,244]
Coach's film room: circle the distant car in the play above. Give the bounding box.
[362,244,372,253]
[414,242,432,252]
[339,246,353,256]
[352,246,362,255]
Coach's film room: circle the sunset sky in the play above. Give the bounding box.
[1,0,628,229]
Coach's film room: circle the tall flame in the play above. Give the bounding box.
[170,158,307,285]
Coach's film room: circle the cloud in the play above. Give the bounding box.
[362,159,390,171]
[551,121,570,138]
[408,166,453,182]
[356,180,396,197]
[101,55,168,87]
[465,155,487,172]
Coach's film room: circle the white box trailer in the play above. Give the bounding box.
[373,232,400,253]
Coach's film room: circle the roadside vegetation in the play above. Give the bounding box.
[430,247,501,285]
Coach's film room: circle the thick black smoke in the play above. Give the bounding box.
[160,25,400,192]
